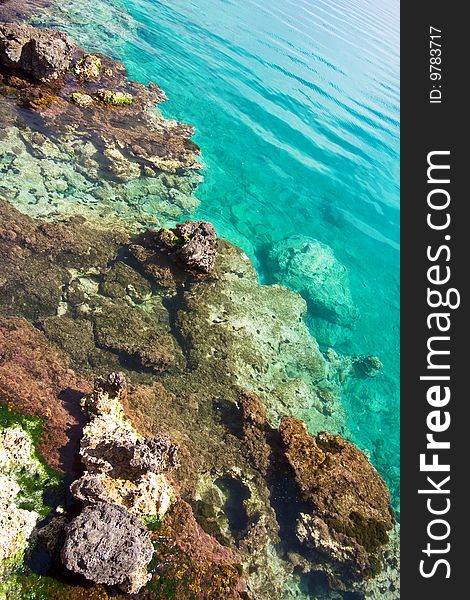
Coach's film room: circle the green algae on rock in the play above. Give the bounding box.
[0,410,62,593]
[95,88,133,106]
[0,316,91,473]
[71,53,102,80]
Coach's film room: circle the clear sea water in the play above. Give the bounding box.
[36,0,400,508]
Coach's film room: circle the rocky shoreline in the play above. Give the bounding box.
[0,17,399,600]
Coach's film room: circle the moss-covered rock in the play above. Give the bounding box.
[95,89,134,106]
[0,413,62,586]
[70,91,94,107]
[72,54,102,80]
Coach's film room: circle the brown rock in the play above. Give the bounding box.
[0,22,77,81]
[279,417,394,586]
[0,316,90,472]
[152,498,245,599]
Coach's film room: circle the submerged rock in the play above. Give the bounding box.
[61,501,154,594]
[0,22,202,229]
[279,418,394,589]
[0,21,77,81]
[269,235,358,345]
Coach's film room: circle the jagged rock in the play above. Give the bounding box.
[0,23,201,181]
[71,53,101,80]
[269,235,358,344]
[132,220,218,279]
[0,22,77,81]
[71,373,178,518]
[279,418,394,589]
[61,502,154,594]
[174,220,218,274]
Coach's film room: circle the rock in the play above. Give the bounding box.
[279,418,394,588]
[269,235,358,341]
[0,417,63,584]
[96,89,134,106]
[0,22,77,81]
[70,91,94,107]
[71,53,101,80]
[0,316,90,472]
[175,220,218,274]
[152,498,245,599]
[0,201,379,597]
[134,220,218,277]
[237,391,271,475]
[92,303,177,373]
[0,426,42,566]
[352,354,383,378]
[174,239,344,430]
[0,23,202,233]
[61,502,154,594]
[0,473,39,566]
[71,373,178,518]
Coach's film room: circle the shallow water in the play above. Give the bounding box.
[31,0,400,508]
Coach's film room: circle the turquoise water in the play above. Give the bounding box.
[36,0,400,507]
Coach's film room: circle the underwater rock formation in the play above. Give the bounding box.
[0,23,199,174]
[0,21,77,80]
[269,235,358,346]
[61,501,154,594]
[71,373,178,519]
[279,418,394,590]
[0,22,202,228]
